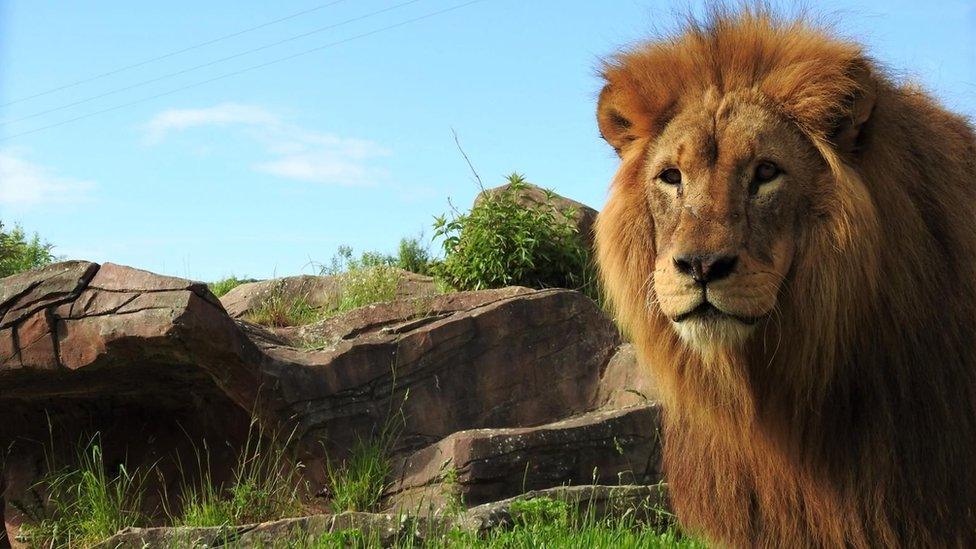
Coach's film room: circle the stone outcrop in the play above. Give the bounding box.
[256,286,621,465]
[0,262,258,546]
[0,261,661,546]
[387,405,662,511]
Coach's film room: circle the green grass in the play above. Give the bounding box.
[208,276,254,298]
[325,438,392,514]
[333,264,401,315]
[16,424,306,547]
[175,421,306,527]
[324,394,404,514]
[241,238,453,330]
[246,244,446,330]
[245,268,403,330]
[463,522,702,548]
[244,248,404,330]
[17,436,702,549]
[16,437,150,548]
[245,290,323,328]
[299,496,703,548]
[120,510,701,548]
[322,245,405,316]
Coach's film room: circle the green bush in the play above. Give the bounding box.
[432,174,592,295]
[0,221,57,278]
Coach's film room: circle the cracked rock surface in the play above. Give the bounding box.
[387,405,663,510]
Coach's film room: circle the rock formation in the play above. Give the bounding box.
[0,261,659,546]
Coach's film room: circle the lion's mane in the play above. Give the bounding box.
[594,9,976,547]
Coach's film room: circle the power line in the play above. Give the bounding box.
[0,0,486,142]
[1,0,351,108]
[0,0,424,127]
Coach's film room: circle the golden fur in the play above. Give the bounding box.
[594,9,976,547]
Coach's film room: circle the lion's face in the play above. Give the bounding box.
[635,93,826,349]
[597,27,878,356]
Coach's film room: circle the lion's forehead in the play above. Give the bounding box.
[654,99,791,172]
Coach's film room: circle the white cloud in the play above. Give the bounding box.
[144,103,280,143]
[145,103,389,187]
[255,155,368,184]
[0,148,95,207]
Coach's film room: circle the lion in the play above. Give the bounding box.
[594,8,976,548]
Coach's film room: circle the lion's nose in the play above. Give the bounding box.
[673,253,739,284]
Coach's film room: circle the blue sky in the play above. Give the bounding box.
[1,1,974,281]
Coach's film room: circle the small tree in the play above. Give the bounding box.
[0,221,57,278]
[432,173,592,294]
[395,236,431,275]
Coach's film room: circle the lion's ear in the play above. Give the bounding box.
[598,80,665,157]
[830,60,877,154]
[597,84,638,156]
[598,60,679,157]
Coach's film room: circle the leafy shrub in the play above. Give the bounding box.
[17,437,149,548]
[432,174,592,295]
[0,221,57,278]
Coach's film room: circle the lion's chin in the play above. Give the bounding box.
[672,308,757,352]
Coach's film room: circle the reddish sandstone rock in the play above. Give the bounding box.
[594,344,659,409]
[252,285,623,484]
[386,405,663,511]
[0,262,257,548]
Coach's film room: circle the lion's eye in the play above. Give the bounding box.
[658,168,682,186]
[753,161,780,184]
